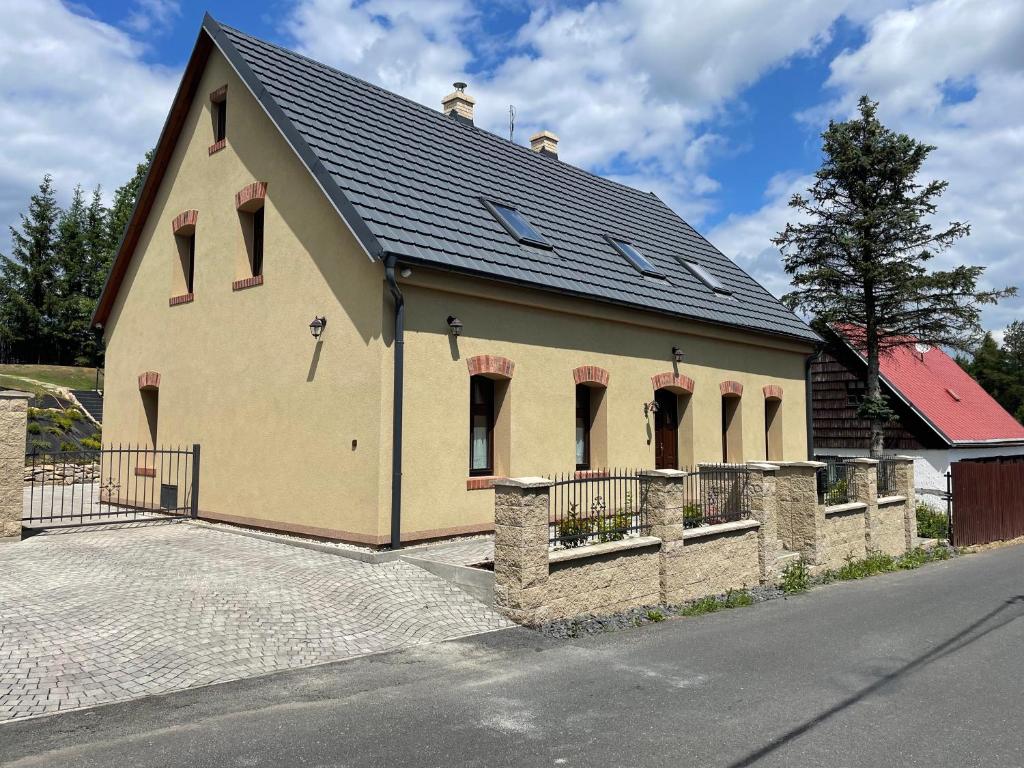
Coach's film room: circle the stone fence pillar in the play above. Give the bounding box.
[774,461,826,567]
[640,469,686,604]
[891,456,918,549]
[846,458,879,551]
[493,477,552,625]
[0,391,31,539]
[746,463,781,583]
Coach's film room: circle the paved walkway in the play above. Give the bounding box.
[402,535,494,566]
[0,523,510,722]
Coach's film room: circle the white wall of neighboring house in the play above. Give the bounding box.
[815,444,1024,511]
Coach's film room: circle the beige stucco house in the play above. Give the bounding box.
[93,15,820,548]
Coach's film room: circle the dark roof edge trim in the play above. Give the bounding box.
[828,327,953,447]
[205,15,384,262]
[387,251,819,349]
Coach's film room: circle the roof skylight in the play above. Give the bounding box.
[608,237,663,277]
[683,261,731,295]
[484,201,551,249]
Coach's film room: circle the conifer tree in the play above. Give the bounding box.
[775,97,1015,456]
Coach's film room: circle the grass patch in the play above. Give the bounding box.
[679,589,754,617]
[645,609,665,623]
[0,375,50,398]
[0,364,98,391]
[916,503,948,540]
[822,546,951,583]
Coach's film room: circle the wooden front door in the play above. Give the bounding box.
[654,389,678,469]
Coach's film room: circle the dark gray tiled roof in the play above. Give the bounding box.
[212,19,818,344]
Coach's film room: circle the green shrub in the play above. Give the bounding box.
[80,436,102,450]
[781,557,810,593]
[557,504,590,548]
[682,503,703,528]
[27,407,43,419]
[59,441,77,452]
[45,425,64,436]
[29,439,50,454]
[26,422,41,435]
[64,408,83,421]
[824,477,849,504]
[646,609,665,622]
[595,511,631,543]
[915,502,948,540]
[52,415,73,432]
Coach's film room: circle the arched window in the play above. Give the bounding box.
[763,385,783,461]
[469,375,494,475]
[720,381,744,463]
[573,366,609,471]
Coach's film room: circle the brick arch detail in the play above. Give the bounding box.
[235,181,268,212]
[171,210,198,235]
[138,371,161,391]
[720,380,744,397]
[651,372,694,395]
[763,384,783,401]
[467,355,515,380]
[573,365,609,387]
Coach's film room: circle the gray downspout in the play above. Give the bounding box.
[805,345,823,460]
[385,256,404,550]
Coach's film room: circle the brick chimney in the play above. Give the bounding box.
[442,82,475,125]
[530,130,559,158]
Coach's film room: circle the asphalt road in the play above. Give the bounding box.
[4,544,1024,768]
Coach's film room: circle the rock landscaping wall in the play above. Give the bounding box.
[24,463,100,485]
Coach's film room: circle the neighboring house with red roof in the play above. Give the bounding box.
[811,325,1024,507]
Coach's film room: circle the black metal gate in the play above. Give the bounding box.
[23,444,200,532]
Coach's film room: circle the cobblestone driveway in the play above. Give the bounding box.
[0,523,510,722]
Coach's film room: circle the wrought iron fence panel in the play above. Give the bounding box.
[876,457,898,496]
[817,459,853,506]
[548,469,651,549]
[682,464,752,528]
[23,444,200,531]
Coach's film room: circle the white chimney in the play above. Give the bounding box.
[441,82,475,125]
[530,130,559,157]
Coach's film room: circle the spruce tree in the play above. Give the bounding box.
[775,97,1015,456]
[0,175,61,362]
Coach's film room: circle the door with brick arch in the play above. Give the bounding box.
[654,389,678,469]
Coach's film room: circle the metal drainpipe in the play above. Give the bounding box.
[385,256,405,550]
[805,345,823,460]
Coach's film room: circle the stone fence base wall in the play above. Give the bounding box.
[539,542,661,623]
[875,497,912,556]
[821,504,868,571]
[493,458,918,626]
[665,526,760,604]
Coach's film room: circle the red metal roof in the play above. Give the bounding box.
[835,326,1024,444]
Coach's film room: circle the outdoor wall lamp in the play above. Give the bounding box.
[447,315,464,337]
[644,400,660,417]
[672,345,685,363]
[309,316,327,339]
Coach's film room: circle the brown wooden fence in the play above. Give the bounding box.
[951,460,1024,546]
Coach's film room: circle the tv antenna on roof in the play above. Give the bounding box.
[508,104,516,142]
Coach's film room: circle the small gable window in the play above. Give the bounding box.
[607,237,662,277]
[684,261,731,295]
[484,201,551,249]
[209,85,227,153]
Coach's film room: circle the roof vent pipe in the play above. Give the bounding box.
[442,82,475,125]
[530,130,559,158]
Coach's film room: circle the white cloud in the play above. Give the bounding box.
[0,0,177,249]
[282,0,851,220]
[124,0,181,34]
[712,0,1024,331]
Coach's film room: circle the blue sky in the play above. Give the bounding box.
[4,0,1023,334]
